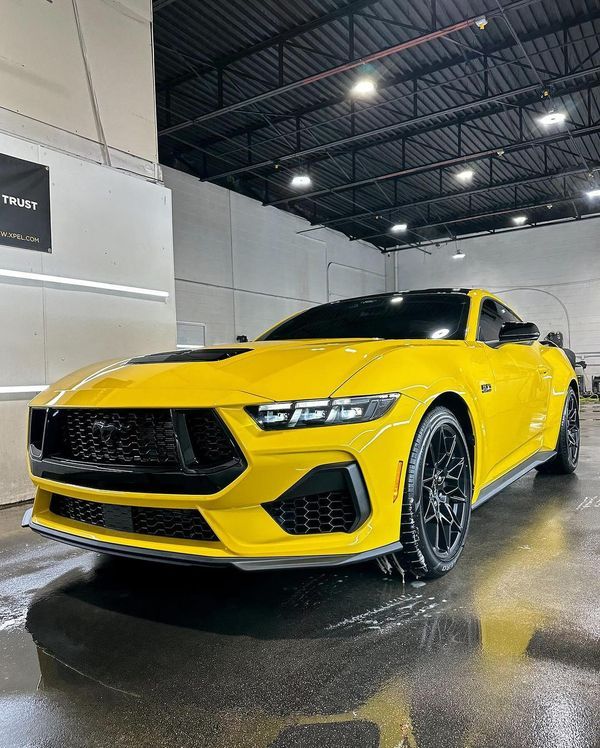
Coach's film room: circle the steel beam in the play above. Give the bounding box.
[380,213,600,253]
[159,1,544,137]
[265,109,600,208]
[162,3,599,156]
[157,0,379,91]
[159,19,483,136]
[379,193,588,240]
[319,123,600,228]
[210,67,600,187]
[346,165,594,240]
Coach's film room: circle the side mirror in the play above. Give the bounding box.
[498,321,540,343]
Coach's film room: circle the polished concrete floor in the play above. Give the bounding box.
[1,407,599,748]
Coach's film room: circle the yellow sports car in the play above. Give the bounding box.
[22,288,579,578]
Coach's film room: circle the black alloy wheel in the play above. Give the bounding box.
[421,422,471,560]
[536,387,580,474]
[389,406,473,579]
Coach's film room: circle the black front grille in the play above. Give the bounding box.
[50,494,218,541]
[40,408,240,468]
[48,409,179,466]
[186,410,239,468]
[263,490,358,535]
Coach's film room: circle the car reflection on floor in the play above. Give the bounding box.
[22,473,598,748]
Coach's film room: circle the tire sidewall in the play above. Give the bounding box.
[407,408,473,576]
[558,388,579,471]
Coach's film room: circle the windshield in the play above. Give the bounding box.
[260,293,470,341]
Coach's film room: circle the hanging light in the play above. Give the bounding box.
[452,248,465,260]
[512,215,527,225]
[390,223,407,233]
[586,188,600,198]
[290,174,312,188]
[351,77,377,98]
[538,110,566,126]
[455,168,474,183]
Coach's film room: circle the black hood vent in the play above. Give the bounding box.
[130,348,252,364]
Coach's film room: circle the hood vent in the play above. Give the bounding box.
[130,348,252,364]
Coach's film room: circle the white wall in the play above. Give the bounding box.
[0,0,158,178]
[0,0,176,506]
[163,167,386,344]
[394,220,600,377]
[0,133,175,505]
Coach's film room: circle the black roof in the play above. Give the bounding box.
[325,288,472,305]
[154,0,600,254]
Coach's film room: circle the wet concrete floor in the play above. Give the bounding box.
[1,406,599,748]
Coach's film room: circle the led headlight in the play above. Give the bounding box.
[247,393,400,430]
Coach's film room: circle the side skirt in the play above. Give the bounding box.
[472,450,556,510]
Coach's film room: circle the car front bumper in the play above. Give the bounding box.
[23,507,402,570]
[26,394,423,567]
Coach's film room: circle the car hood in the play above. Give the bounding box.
[31,339,412,409]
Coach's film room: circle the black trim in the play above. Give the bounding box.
[472,450,556,509]
[25,516,402,570]
[262,462,371,534]
[29,456,244,494]
[129,348,251,364]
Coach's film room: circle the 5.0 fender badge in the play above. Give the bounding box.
[481,383,492,393]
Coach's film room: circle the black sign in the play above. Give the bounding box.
[0,153,51,253]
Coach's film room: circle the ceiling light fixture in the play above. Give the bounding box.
[452,249,466,260]
[512,215,527,225]
[390,223,408,233]
[586,188,600,198]
[351,77,377,98]
[455,168,474,182]
[538,110,566,126]
[290,174,311,188]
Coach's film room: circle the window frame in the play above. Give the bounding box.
[476,296,522,347]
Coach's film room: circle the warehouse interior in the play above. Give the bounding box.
[1,1,599,746]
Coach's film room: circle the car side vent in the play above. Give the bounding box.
[130,349,252,364]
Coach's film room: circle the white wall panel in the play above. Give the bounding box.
[234,291,316,342]
[1,0,157,166]
[163,167,386,346]
[231,193,327,303]
[175,279,235,345]
[0,132,175,505]
[169,168,233,287]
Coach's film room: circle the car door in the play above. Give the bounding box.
[475,298,550,482]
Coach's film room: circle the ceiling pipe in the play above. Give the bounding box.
[159,0,542,136]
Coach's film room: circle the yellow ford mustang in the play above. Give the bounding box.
[23,288,579,578]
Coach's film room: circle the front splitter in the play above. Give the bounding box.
[24,511,402,571]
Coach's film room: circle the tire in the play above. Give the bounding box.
[535,387,580,474]
[385,406,473,579]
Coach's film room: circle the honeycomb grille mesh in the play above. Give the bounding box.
[185,410,239,468]
[45,408,239,470]
[52,409,179,466]
[263,490,357,535]
[50,494,218,541]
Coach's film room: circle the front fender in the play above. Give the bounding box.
[332,343,489,497]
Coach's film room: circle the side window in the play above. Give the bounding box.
[477,299,503,344]
[478,299,521,345]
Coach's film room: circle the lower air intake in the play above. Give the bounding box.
[264,490,358,534]
[262,463,370,535]
[50,494,218,542]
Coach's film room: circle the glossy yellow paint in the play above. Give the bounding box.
[28,289,576,563]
